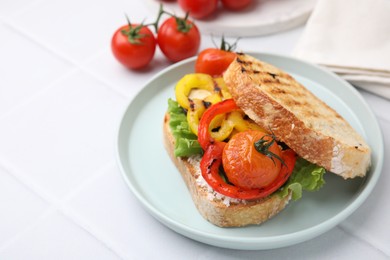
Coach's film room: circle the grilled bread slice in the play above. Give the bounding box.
[163,113,292,227]
[223,53,371,179]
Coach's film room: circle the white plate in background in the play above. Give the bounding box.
[145,0,318,37]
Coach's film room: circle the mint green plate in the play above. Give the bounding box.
[116,53,383,250]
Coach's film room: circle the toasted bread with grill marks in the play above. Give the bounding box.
[223,53,371,179]
[163,113,292,227]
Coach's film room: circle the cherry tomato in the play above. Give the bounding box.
[178,0,218,19]
[222,130,282,189]
[111,24,156,70]
[195,37,238,76]
[221,0,253,11]
[158,16,201,62]
[199,99,297,200]
[195,48,237,77]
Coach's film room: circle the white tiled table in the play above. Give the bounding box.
[1,1,389,259]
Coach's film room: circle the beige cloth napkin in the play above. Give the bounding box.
[293,0,390,99]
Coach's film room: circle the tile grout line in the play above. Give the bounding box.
[0,25,127,122]
[2,20,129,99]
[0,66,79,121]
[0,0,46,19]
[2,20,77,66]
[0,208,55,253]
[58,160,130,259]
[0,161,62,253]
[0,205,127,260]
[0,158,60,206]
[54,160,129,259]
[60,206,128,260]
[0,157,128,259]
[0,59,127,125]
[0,19,131,258]
[338,224,389,257]
[80,64,134,98]
[4,11,129,98]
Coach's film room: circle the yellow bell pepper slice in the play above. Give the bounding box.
[175,73,215,110]
[209,111,266,141]
[187,99,206,136]
[228,111,265,132]
[210,115,235,141]
[214,77,232,99]
[175,73,264,140]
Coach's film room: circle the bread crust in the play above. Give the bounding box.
[223,53,371,179]
[163,113,291,227]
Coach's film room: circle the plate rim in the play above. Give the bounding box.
[115,52,384,250]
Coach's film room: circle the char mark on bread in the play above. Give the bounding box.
[223,53,371,179]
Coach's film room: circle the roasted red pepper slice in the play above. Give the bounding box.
[198,99,239,150]
[198,99,297,200]
[200,147,296,200]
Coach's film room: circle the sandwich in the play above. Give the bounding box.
[163,53,371,227]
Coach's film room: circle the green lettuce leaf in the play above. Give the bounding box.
[167,99,203,157]
[277,157,326,200]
